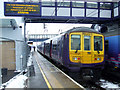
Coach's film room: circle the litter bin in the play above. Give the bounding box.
[2,68,8,75]
[28,65,35,77]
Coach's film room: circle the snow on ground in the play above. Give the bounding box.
[6,75,28,88]
[0,53,33,89]
[100,79,120,89]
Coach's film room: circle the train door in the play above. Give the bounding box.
[43,42,45,54]
[92,34,104,63]
[69,33,82,63]
[49,40,52,58]
[82,33,92,64]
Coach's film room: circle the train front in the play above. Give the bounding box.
[68,31,104,79]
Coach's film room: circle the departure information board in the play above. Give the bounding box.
[4,2,40,16]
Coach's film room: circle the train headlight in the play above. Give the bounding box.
[95,58,101,60]
[97,58,101,60]
[73,57,77,60]
[73,57,80,61]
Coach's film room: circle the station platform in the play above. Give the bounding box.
[27,51,84,89]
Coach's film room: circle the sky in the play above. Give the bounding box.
[26,23,92,34]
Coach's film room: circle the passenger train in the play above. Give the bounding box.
[37,27,105,80]
[103,28,120,71]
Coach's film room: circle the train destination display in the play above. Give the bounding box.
[4,2,40,16]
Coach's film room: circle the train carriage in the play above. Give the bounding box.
[37,27,104,80]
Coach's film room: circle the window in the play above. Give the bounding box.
[71,35,81,50]
[114,2,118,8]
[45,43,50,52]
[42,0,55,6]
[84,36,91,50]
[100,3,111,9]
[87,2,98,8]
[53,44,57,50]
[94,36,103,51]
[57,1,70,7]
[57,41,60,51]
[72,1,84,7]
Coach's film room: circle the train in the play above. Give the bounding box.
[104,29,120,71]
[93,23,120,73]
[37,27,105,80]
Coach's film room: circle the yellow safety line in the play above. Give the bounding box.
[35,55,52,89]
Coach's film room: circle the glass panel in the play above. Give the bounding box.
[72,1,84,7]
[114,2,118,8]
[87,2,98,8]
[42,0,55,6]
[31,0,40,2]
[100,3,111,9]
[94,36,103,51]
[84,36,91,50]
[71,35,81,50]
[53,44,57,50]
[57,1,70,7]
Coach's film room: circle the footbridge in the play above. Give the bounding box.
[4,1,120,24]
[28,34,58,42]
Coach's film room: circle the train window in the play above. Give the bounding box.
[45,43,50,52]
[94,36,103,51]
[57,41,60,51]
[84,36,91,50]
[71,35,81,50]
[53,44,57,50]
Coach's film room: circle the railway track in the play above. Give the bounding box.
[69,73,120,90]
[59,65,120,90]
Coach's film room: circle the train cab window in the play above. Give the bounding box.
[94,36,103,51]
[71,35,81,50]
[53,44,57,50]
[84,36,91,50]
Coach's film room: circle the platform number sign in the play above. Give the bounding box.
[4,2,40,16]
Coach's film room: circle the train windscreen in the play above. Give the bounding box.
[84,36,91,50]
[71,35,81,50]
[94,36,103,51]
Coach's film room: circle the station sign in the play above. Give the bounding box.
[4,2,40,16]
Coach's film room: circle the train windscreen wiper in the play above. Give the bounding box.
[75,48,78,53]
[96,41,100,54]
[75,44,80,53]
[75,46,79,53]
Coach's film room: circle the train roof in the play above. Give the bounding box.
[64,27,100,34]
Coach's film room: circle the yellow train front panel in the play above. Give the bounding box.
[69,32,104,64]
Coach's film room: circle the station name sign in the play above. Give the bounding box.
[4,2,40,16]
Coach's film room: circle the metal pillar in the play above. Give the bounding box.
[0,69,2,86]
[23,21,28,70]
[0,39,2,86]
[0,20,2,86]
[0,48,2,86]
[24,21,26,42]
